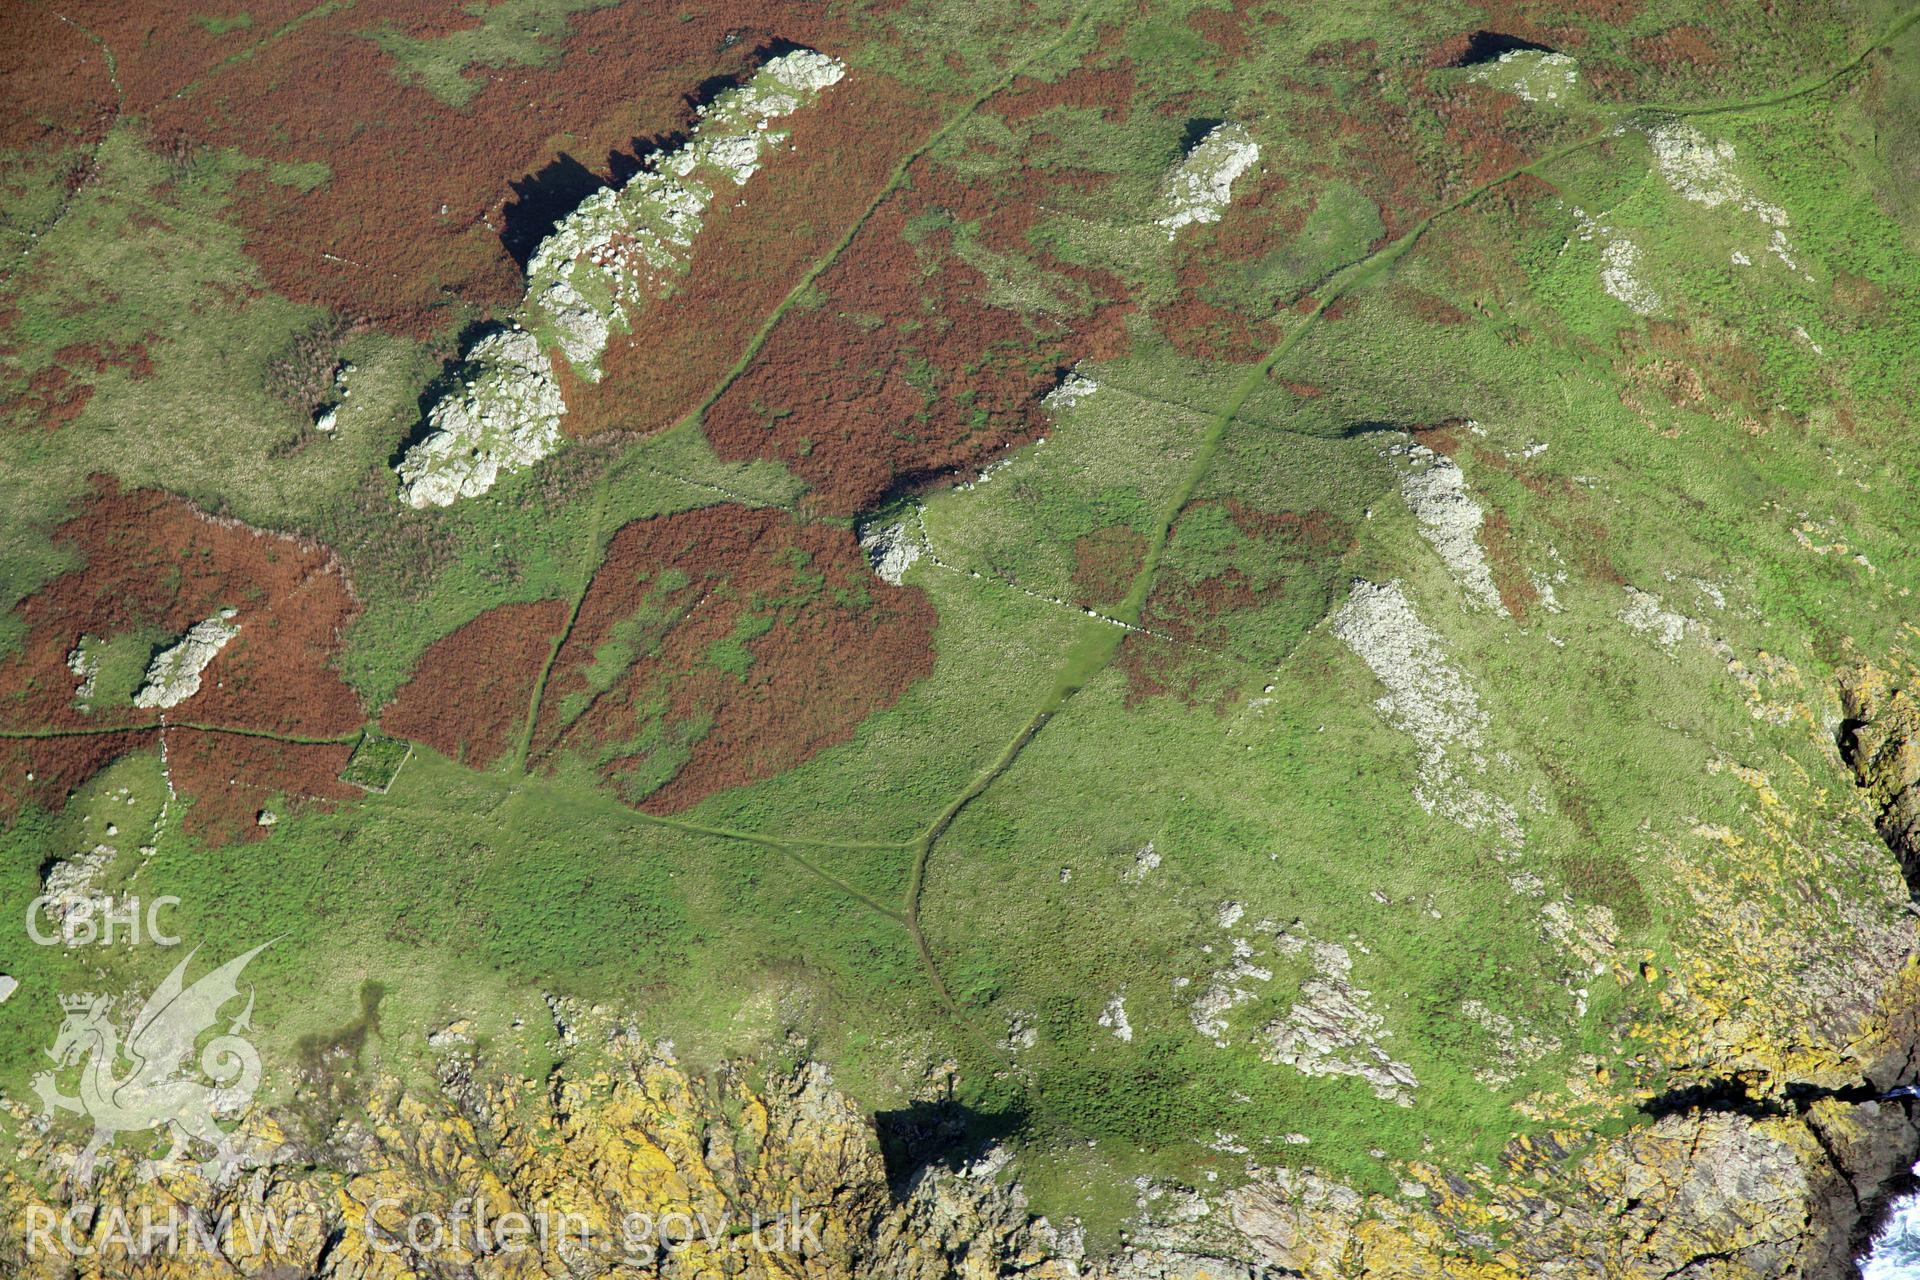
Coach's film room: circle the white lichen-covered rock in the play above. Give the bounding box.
[524,50,847,380]
[1395,443,1504,612]
[1122,840,1160,884]
[397,49,847,507]
[132,609,238,709]
[1098,993,1134,1041]
[67,640,98,706]
[1574,205,1664,316]
[1330,579,1523,846]
[1647,121,1803,273]
[1650,122,1775,216]
[40,843,115,926]
[1461,996,1561,1087]
[1261,928,1418,1104]
[1189,948,1272,1044]
[1158,123,1259,237]
[1618,585,1696,651]
[398,329,567,508]
[1472,49,1578,105]
[1043,371,1099,412]
[1600,236,1662,315]
[858,519,924,586]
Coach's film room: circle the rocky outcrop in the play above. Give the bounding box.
[395,50,847,508]
[131,609,238,709]
[858,519,925,586]
[65,641,96,707]
[1157,123,1259,237]
[524,49,847,380]
[0,1030,1081,1280]
[1329,578,1524,846]
[396,328,567,509]
[6,1018,1920,1278]
[6,680,1917,1277]
[1395,440,1504,613]
[1471,49,1579,106]
[1841,667,1920,879]
[1260,928,1418,1105]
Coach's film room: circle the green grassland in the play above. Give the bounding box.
[2,0,1920,1257]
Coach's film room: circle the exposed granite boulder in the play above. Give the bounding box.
[524,50,847,380]
[131,609,238,709]
[396,328,566,509]
[1157,123,1259,237]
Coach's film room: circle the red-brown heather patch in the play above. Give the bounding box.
[167,731,357,846]
[4,339,161,429]
[1426,83,1529,187]
[100,0,875,337]
[1156,169,1306,363]
[1119,498,1353,708]
[0,366,94,430]
[55,0,314,119]
[530,505,935,813]
[1411,417,1471,458]
[1632,25,1720,70]
[565,73,943,439]
[702,161,1134,514]
[0,478,362,837]
[1285,37,1574,244]
[0,0,116,157]
[998,62,1137,124]
[1411,168,1559,306]
[1466,444,1625,586]
[1399,287,1472,325]
[1069,525,1146,612]
[54,339,156,380]
[380,598,569,768]
[1479,508,1540,619]
[1274,379,1324,398]
[1186,0,1271,64]
[1157,277,1266,363]
[0,729,159,827]
[1618,318,1766,417]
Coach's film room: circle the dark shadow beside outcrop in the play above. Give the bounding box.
[1338,420,1406,440]
[875,1097,1027,1197]
[501,37,810,266]
[1837,709,1920,896]
[501,155,609,270]
[1179,116,1226,153]
[1639,1076,1790,1121]
[1639,1074,1887,1123]
[1446,31,1556,67]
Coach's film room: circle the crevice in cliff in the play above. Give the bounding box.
[1837,671,1920,894]
[874,1096,1026,1198]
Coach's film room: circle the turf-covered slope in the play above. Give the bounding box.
[4,0,1920,1274]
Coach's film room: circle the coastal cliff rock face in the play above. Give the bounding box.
[1843,668,1920,881]
[0,1038,1082,1280]
[3,1042,1916,1279]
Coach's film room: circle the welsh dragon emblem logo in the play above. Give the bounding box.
[32,943,270,1187]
